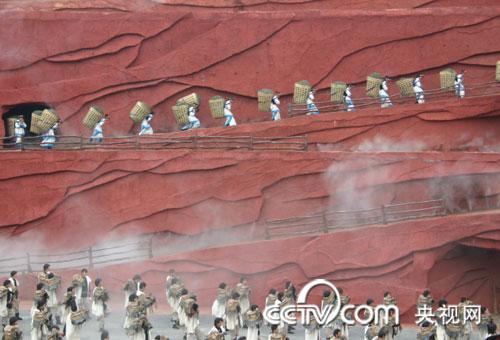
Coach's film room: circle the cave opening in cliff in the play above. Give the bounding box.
[2,102,52,147]
[429,244,500,314]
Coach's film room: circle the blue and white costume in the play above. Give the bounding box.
[14,117,27,146]
[270,95,281,121]
[91,117,107,143]
[413,75,425,104]
[454,73,465,98]
[40,123,58,149]
[343,86,355,112]
[139,114,154,135]
[306,91,319,115]
[379,79,392,108]
[224,100,237,127]
[188,107,201,129]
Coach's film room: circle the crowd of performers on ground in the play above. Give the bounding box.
[1,264,499,340]
[10,71,467,149]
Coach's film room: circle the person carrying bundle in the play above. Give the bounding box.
[14,115,27,148]
[343,85,355,112]
[306,90,319,115]
[41,121,60,150]
[224,99,237,127]
[92,278,109,332]
[455,70,465,99]
[90,115,109,143]
[413,75,425,104]
[187,107,201,130]
[270,95,281,121]
[379,77,392,108]
[139,113,154,135]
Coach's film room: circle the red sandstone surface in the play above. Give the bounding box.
[1,3,500,136]
[11,210,500,321]
[1,0,500,323]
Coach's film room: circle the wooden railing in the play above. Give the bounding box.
[288,81,500,116]
[265,199,447,239]
[0,134,308,152]
[0,237,153,275]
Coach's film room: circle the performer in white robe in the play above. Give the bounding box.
[478,306,493,340]
[321,290,335,340]
[61,287,76,329]
[92,278,108,332]
[40,122,58,149]
[269,324,284,340]
[413,75,425,104]
[379,77,392,108]
[237,277,251,325]
[75,269,91,313]
[185,302,203,340]
[212,283,228,318]
[187,107,201,129]
[3,316,22,340]
[224,99,237,127]
[8,271,21,321]
[454,71,465,98]
[139,113,154,135]
[0,281,11,328]
[343,85,355,112]
[66,304,85,340]
[124,293,149,340]
[225,292,241,340]
[14,116,27,148]
[245,305,262,340]
[30,300,49,340]
[208,317,226,340]
[434,300,447,340]
[304,318,320,340]
[270,95,281,121]
[176,289,191,333]
[306,90,319,115]
[275,292,287,337]
[90,115,108,143]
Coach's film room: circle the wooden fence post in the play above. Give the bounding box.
[26,253,32,273]
[80,136,84,149]
[148,237,154,259]
[381,205,387,224]
[88,247,93,269]
[322,213,328,233]
[304,134,308,151]
[193,136,198,149]
[250,136,254,150]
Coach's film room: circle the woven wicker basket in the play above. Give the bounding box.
[396,78,415,97]
[440,68,456,91]
[293,80,311,104]
[331,82,347,103]
[39,109,59,133]
[496,61,500,82]
[366,72,383,98]
[6,117,17,137]
[209,96,225,119]
[82,106,104,129]
[172,104,189,126]
[177,93,201,108]
[130,101,152,123]
[30,110,44,134]
[257,89,274,112]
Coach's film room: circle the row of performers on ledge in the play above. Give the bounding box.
[11,71,467,148]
